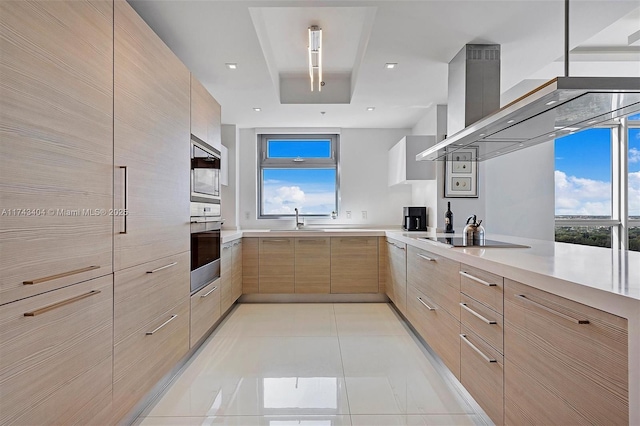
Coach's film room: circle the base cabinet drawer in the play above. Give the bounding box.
[0,275,113,426]
[407,246,460,319]
[190,278,221,347]
[504,279,628,425]
[407,285,460,378]
[460,264,504,314]
[460,327,504,426]
[460,293,503,353]
[114,252,190,345]
[113,299,190,421]
[386,238,407,313]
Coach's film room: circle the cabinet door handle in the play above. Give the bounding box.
[147,262,177,274]
[24,290,101,317]
[200,286,218,298]
[386,241,405,250]
[417,296,436,311]
[516,294,589,324]
[299,239,326,244]
[23,265,100,285]
[146,314,178,335]
[459,271,496,287]
[460,302,497,325]
[263,239,289,243]
[460,334,497,363]
[417,253,435,262]
[120,166,128,234]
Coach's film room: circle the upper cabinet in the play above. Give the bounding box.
[114,0,191,272]
[0,0,114,305]
[388,136,436,186]
[190,75,221,151]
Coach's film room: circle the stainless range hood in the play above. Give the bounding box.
[416,76,640,162]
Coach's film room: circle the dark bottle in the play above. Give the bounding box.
[444,202,454,233]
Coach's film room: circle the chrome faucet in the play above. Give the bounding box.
[294,208,304,230]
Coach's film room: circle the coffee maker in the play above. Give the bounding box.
[403,207,427,231]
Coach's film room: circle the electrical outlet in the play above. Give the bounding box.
[362,211,367,219]
[244,211,250,220]
[346,211,352,219]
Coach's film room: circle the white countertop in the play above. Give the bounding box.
[223,228,640,305]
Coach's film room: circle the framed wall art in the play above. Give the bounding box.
[444,146,478,198]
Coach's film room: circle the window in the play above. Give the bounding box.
[554,113,640,251]
[258,134,339,217]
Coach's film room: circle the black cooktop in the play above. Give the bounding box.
[422,237,529,248]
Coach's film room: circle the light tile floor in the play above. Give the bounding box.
[135,303,489,426]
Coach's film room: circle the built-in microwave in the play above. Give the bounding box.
[190,136,221,220]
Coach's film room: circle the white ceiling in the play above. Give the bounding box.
[128,0,640,130]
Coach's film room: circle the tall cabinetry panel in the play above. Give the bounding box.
[114,0,190,271]
[0,0,113,305]
[190,75,222,151]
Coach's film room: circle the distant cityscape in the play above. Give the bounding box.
[555,216,640,251]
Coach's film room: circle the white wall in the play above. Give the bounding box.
[485,141,555,240]
[221,124,239,229]
[237,127,412,229]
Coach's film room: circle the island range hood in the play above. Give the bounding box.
[416,76,640,162]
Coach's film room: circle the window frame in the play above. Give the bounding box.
[554,115,640,250]
[257,134,340,219]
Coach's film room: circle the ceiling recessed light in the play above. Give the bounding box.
[546,100,557,105]
[225,63,238,69]
[366,107,375,111]
[253,107,261,112]
[385,63,397,69]
[507,119,515,124]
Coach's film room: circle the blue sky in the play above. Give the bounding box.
[268,140,331,158]
[262,168,336,215]
[555,127,640,217]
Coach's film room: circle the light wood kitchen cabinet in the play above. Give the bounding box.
[460,264,504,314]
[330,237,379,293]
[406,284,460,378]
[190,75,222,151]
[242,238,259,294]
[114,0,190,272]
[113,299,190,421]
[113,252,190,345]
[460,293,503,353]
[0,275,113,425]
[460,327,504,426]
[220,241,234,312]
[407,246,460,319]
[386,238,407,314]
[0,0,113,305]
[259,238,295,293]
[231,240,243,300]
[295,237,331,293]
[504,278,628,425]
[190,278,221,347]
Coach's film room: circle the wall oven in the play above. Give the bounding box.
[190,136,221,220]
[190,220,221,294]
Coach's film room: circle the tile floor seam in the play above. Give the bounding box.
[333,303,353,418]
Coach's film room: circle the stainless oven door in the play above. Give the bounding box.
[190,220,221,294]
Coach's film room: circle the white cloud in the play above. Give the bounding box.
[629,148,640,164]
[629,171,640,216]
[555,170,611,216]
[262,184,335,215]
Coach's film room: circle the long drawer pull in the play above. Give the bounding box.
[417,296,436,311]
[386,241,405,250]
[417,253,435,262]
[460,303,497,325]
[200,286,218,298]
[460,334,497,363]
[516,294,589,324]
[263,239,290,243]
[459,271,496,287]
[24,290,101,317]
[23,265,100,285]
[147,262,177,274]
[299,239,327,244]
[146,314,178,335]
